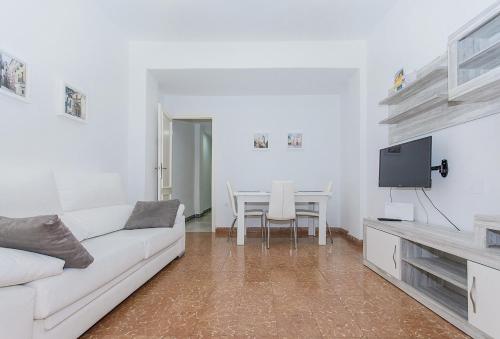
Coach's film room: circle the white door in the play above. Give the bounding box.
[468,261,500,338]
[366,227,401,279]
[157,104,172,201]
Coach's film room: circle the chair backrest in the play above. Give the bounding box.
[325,181,333,194]
[226,181,237,217]
[268,181,296,220]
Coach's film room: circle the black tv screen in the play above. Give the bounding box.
[379,136,432,188]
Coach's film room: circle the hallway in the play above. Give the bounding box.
[186,211,212,233]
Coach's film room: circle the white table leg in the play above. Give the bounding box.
[318,199,327,245]
[237,198,245,245]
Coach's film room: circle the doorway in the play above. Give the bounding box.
[170,118,213,232]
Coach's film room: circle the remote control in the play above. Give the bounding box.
[377,217,402,222]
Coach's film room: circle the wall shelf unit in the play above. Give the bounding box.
[379,94,448,125]
[379,55,448,106]
[449,3,500,102]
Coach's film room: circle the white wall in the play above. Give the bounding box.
[171,120,196,217]
[0,0,128,179]
[128,41,367,203]
[162,95,341,228]
[339,72,362,238]
[365,0,498,234]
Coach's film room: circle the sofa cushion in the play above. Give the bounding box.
[122,219,185,259]
[0,248,64,287]
[0,168,62,217]
[27,232,145,319]
[124,200,180,230]
[61,205,134,240]
[0,215,94,269]
[55,172,126,212]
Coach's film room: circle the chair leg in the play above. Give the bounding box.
[228,217,237,241]
[267,217,270,249]
[261,214,264,242]
[327,221,334,244]
[293,219,298,249]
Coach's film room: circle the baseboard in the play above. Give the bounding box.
[185,208,211,222]
[332,227,363,247]
[215,226,311,237]
[215,225,363,246]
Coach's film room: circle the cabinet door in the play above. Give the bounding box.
[366,227,401,279]
[468,261,500,338]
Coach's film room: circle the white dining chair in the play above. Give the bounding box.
[296,181,334,244]
[266,181,297,249]
[226,181,265,241]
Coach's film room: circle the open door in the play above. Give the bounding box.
[157,104,173,201]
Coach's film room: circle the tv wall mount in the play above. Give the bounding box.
[431,159,448,178]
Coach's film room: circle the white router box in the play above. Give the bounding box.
[385,202,414,221]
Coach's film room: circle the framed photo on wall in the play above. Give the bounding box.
[287,132,303,149]
[60,83,87,122]
[0,50,28,101]
[253,132,270,150]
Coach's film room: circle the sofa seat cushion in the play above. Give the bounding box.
[121,220,185,259]
[27,232,145,319]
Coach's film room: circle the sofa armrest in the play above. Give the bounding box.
[0,285,35,339]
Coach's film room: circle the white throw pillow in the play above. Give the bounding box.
[61,205,134,240]
[0,248,65,287]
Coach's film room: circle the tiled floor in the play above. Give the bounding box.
[186,212,212,233]
[82,233,468,338]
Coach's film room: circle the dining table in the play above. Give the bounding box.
[233,190,332,246]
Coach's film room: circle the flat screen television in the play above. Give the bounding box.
[379,136,432,188]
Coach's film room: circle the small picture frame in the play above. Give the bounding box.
[287,132,303,149]
[60,83,87,122]
[0,50,28,102]
[253,132,270,150]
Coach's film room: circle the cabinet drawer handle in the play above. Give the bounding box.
[393,245,397,269]
[470,276,477,314]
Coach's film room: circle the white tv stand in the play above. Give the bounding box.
[363,216,500,339]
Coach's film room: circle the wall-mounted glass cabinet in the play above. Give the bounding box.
[449,3,500,102]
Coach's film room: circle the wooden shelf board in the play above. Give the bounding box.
[460,39,500,70]
[402,257,467,290]
[415,284,468,320]
[379,55,448,106]
[379,94,448,125]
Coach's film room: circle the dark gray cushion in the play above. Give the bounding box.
[0,215,94,269]
[124,200,181,230]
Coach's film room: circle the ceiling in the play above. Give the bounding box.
[95,0,397,41]
[153,68,357,96]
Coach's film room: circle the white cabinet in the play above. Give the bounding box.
[366,227,401,279]
[468,261,500,338]
[449,3,500,102]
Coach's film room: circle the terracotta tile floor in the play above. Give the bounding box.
[82,233,469,338]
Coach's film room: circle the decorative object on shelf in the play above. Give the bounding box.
[0,50,27,101]
[287,132,303,149]
[60,83,87,122]
[393,68,406,92]
[449,2,500,102]
[253,132,269,150]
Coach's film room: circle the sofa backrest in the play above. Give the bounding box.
[0,168,63,218]
[54,172,127,212]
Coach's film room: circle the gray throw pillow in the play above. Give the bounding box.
[0,215,94,269]
[124,200,181,230]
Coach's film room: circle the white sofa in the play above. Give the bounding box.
[0,169,185,339]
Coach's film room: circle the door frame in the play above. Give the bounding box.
[157,104,173,201]
[171,115,216,233]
